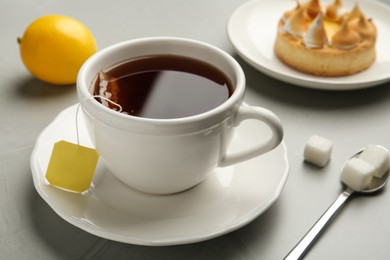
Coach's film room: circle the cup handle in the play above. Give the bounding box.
[219,105,283,167]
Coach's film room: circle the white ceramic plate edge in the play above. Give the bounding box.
[227,0,390,90]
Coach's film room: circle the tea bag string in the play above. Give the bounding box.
[75,96,123,146]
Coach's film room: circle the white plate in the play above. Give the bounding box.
[227,0,390,90]
[30,105,289,246]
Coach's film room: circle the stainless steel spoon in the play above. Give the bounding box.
[284,146,390,260]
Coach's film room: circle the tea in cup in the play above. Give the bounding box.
[77,37,283,194]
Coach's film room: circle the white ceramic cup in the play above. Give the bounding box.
[77,37,283,194]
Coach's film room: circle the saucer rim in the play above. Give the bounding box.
[30,104,289,246]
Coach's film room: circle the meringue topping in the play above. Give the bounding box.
[282,7,309,37]
[279,0,376,51]
[325,0,344,22]
[331,17,361,49]
[282,0,302,22]
[306,0,322,19]
[348,3,363,21]
[304,12,328,48]
[349,14,376,40]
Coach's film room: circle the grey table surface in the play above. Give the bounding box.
[1,0,390,259]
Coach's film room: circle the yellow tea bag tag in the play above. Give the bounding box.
[45,140,99,193]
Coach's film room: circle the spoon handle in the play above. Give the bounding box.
[284,188,354,260]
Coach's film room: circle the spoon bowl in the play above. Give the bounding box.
[362,171,389,193]
[343,146,389,194]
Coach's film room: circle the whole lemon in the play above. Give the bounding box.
[18,15,97,85]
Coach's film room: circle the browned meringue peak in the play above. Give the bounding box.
[349,14,376,40]
[282,0,302,22]
[303,12,328,48]
[348,3,363,21]
[331,17,361,49]
[306,0,321,19]
[325,0,344,22]
[282,7,309,37]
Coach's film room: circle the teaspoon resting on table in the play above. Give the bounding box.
[284,145,390,260]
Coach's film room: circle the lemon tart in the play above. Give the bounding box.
[274,0,377,76]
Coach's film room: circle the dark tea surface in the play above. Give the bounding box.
[91,55,233,119]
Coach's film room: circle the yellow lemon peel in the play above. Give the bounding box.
[18,15,97,85]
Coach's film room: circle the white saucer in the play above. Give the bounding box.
[30,104,289,246]
[227,0,390,90]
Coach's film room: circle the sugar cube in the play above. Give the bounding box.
[340,157,375,191]
[304,135,333,167]
[359,144,390,178]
